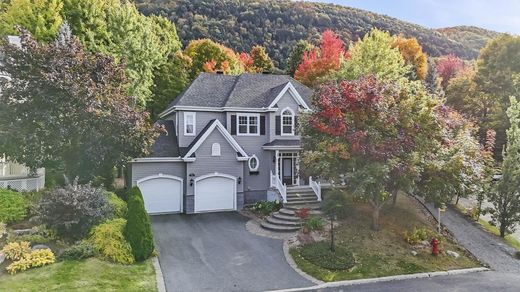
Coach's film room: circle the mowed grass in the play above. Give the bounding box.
[0,258,156,292]
[290,193,481,282]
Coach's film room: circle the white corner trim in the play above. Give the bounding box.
[183,120,249,160]
[268,82,311,110]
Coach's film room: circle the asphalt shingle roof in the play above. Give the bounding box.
[165,73,313,111]
[149,120,179,157]
[263,139,301,147]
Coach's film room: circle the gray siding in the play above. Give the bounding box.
[177,110,226,147]
[269,91,301,141]
[185,129,245,213]
[131,162,185,187]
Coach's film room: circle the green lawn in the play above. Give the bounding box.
[0,258,157,292]
[290,193,480,282]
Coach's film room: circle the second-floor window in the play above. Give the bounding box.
[184,112,196,136]
[237,114,259,135]
[281,108,294,135]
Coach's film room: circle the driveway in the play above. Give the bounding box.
[151,213,312,292]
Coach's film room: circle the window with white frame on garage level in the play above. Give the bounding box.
[184,112,196,135]
[237,114,259,135]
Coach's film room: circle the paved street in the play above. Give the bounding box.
[151,212,312,292]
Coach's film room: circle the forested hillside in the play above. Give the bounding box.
[436,26,500,54]
[134,0,498,68]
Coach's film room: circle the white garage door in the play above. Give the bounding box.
[137,174,183,214]
[194,173,236,213]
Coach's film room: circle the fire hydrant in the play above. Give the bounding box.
[431,238,439,256]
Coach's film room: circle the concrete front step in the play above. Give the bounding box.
[287,188,314,194]
[285,200,320,206]
[285,204,321,211]
[266,217,301,227]
[278,208,322,216]
[287,196,319,202]
[272,212,301,222]
[260,221,300,232]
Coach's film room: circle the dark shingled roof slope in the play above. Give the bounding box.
[263,139,301,147]
[164,73,313,112]
[149,120,179,157]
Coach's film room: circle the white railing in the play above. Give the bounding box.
[309,176,322,202]
[0,173,45,192]
[270,171,287,203]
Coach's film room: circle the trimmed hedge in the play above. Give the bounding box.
[0,189,28,223]
[124,187,154,262]
[300,241,355,270]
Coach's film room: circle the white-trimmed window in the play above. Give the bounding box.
[211,143,221,156]
[184,112,196,136]
[248,155,259,172]
[237,114,259,135]
[281,108,295,136]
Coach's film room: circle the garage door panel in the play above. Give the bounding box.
[138,176,182,214]
[195,175,236,213]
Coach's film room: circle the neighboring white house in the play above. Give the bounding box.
[0,36,46,192]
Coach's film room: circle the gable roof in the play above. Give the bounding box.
[182,119,248,162]
[149,120,179,157]
[160,73,313,116]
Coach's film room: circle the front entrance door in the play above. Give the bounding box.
[282,158,293,185]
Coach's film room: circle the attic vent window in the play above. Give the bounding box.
[211,143,221,156]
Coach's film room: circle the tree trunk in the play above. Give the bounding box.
[372,207,380,230]
[455,194,460,205]
[391,189,398,206]
[330,217,335,252]
[500,221,507,238]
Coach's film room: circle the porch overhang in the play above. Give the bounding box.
[262,139,302,151]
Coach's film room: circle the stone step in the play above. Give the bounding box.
[285,204,321,211]
[287,196,318,202]
[285,199,320,206]
[260,221,300,232]
[272,212,301,222]
[278,208,322,216]
[287,192,316,197]
[266,217,301,227]
[287,188,314,194]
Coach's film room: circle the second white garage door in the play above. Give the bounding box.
[137,174,183,214]
[194,173,236,213]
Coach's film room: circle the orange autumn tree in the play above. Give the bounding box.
[294,30,348,87]
[184,39,244,78]
[392,36,428,80]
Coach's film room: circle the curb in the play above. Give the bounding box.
[267,267,489,292]
[152,256,166,292]
[282,240,324,285]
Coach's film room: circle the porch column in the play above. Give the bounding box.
[275,150,279,180]
[296,152,300,186]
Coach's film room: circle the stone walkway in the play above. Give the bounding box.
[418,197,520,272]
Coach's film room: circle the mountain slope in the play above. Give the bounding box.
[134,0,498,67]
[436,26,500,54]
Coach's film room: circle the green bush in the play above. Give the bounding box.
[124,187,154,262]
[299,241,355,270]
[0,189,29,223]
[6,248,55,274]
[7,225,57,244]
[106,192,128,218]
[403,227,442,245]
[89,218,134,264]
[59,241,96,261]
[321,190,350,219]
[305,216,325,231]
[249,200,282,215]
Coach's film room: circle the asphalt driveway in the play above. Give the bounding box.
[151,212,312,292]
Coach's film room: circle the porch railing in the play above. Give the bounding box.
[270,171,287,203]
[309,176,322,202]
[0,173,45,191]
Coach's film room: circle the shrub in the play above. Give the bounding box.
[299,241,355,270]
[36,180,112,240]
[59,241,96,261]
[6,249,55,274]
[321,190,350,219]
[0,188,29,223]
[305,217,325,231]
[124,187,154,262]
[89,218,134,264]
[249,200,282,215]
[295,208,311,220]
[403,227,442,245]
[2,241,31,261]
[106,192,128,218]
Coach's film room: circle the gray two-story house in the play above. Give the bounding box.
[130,72,319,215]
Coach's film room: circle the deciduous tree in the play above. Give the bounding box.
[286,40,314,76]
[294,30,347,87]
[392,36,428,80]
[0,27,158,183]
[435,54,465,89]
[250,45,274,73]
[488,96,520,237]
[184,38,244,79]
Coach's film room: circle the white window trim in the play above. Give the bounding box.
[248,155,259,172]
[211,143,221,156]
[184,112,196,136]
[281,107,295,136]
[236,113,260,136]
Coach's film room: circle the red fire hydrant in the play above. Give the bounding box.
[431,238,439,256]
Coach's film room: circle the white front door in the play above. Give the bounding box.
[194,174,236,213]
[137,175,183,214]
